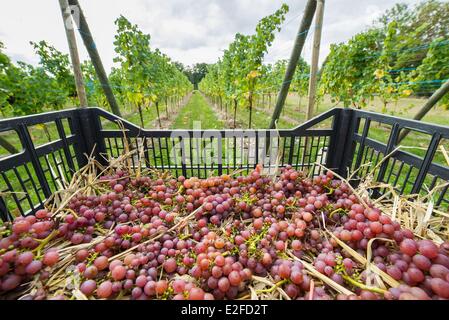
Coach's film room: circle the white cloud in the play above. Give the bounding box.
[0,0,424,71]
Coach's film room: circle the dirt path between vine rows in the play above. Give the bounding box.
[200,92,245,129]
[201,92,301,128]
[148,92,193,129]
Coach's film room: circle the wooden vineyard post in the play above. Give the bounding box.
[68,0,122,117]
[306,0,325,121]
[269,0,317,129]
[58,0,88,107]
[304,0,325,168]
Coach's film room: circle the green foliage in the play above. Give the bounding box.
[113,15,152,109]
[413,37,449,108]
[112,16,191,125]
[371,22,413,112]
[292,57,310,98]
[320,0,449,111]
[200,4,290,127]
[184,63,210,86]
[31,40,76,97]
[0,16,190,121]
[11,62,67,115]
[82,60,108,107]
[373,0,449,73]
[0,41,69,117]
[319,29,383,107]
[0,41,13,116]
[377,1,449,43]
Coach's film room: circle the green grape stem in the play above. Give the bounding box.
[33,230,58,257]
[341,274,387,295]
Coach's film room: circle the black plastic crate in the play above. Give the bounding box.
[0,107,448,221]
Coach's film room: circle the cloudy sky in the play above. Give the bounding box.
[0,0,424,71]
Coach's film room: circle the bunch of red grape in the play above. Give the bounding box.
[1,164,449,300]
[0,209,59,293]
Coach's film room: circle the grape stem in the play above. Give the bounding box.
[328,208,347,219]
[255,279,287,294]
[33,230,59,257]
[341,274,387,295]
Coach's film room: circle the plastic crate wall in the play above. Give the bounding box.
[0,107,448,221]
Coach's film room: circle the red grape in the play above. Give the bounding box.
[430,278,449,298]
[429,264,449,280]
[17,252,34,265]
[155,280,168,295]
[25,260,42,275]
[228,271,242,286]
[400,239,418,256]
[188,287,205,300]
[43,251,59,267]
[80,280,96,296]
[97,281,113,298]
[218,277,230,292]
[418,240,439,259]
[12,220,31,234]
[172,280,186,293]
[163,258,177,273]
[290,271,303,284]
[1,274,21,291]
[111,266,127,281]
[412,254,431,271]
